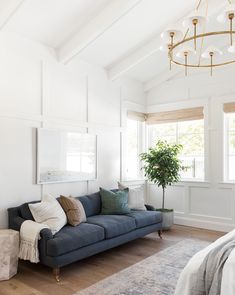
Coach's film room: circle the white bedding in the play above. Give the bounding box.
[174,229,235,295]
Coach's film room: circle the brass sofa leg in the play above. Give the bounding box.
[53,267,60,282]
[158,230,163,239]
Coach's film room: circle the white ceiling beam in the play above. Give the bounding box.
[58,0,143,64]
[144,67,183,92]
[108,37,161,81]
[0,0,25,31]
[108,0,225,83]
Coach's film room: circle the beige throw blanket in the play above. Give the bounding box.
[19,220,49,263]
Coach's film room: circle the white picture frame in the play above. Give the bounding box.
[37,128,97,184]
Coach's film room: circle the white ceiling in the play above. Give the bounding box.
[122,51,169,83]
[78,0,196,68]
[5,0,110,48]
[0,0,232,89]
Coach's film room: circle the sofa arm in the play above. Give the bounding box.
[8,206,53,240]
[39,228,53,263]
[40,228,53,240]
[9,216,26,231]
[8,207,26,231]
[145,204,155,211]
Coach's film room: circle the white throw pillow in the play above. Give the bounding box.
[29,194,67,235]
[118,182,147,211]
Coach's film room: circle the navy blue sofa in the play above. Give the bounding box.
[8,191,162,281]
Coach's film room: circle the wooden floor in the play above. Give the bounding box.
[0,225,224,295]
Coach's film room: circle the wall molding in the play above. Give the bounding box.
[0,113,124,132]
[174,216,235,232]
[146,97,208,113]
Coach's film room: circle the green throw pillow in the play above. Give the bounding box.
[100,187,131,215]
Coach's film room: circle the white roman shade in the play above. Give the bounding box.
[223,102,235,113]
[127,110,146,122]
[145,107,204,125]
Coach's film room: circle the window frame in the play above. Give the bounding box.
[123,118,145,180]
[147,119,205,181]
[224,112,235,182]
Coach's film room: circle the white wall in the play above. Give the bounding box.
[146,67,235,232]
[0,31,145,228]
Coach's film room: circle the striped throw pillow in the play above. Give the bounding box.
[29,194,67,235]
[59,196,86,226]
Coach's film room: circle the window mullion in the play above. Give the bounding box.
[176,122,179,144]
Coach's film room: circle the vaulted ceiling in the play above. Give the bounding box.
[0,0,232,92]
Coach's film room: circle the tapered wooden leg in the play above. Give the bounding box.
[158,230,163,239]
[53,267,60,282]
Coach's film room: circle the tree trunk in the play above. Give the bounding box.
[162,187,165,209]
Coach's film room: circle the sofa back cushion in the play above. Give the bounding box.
[78,192,101,217]
[20,201,38,220]
[18,191,102,220]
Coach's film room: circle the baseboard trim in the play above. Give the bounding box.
[174,216,235,232]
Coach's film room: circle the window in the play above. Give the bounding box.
[148,119,205,180]
[224,112,235,180]
[125,118,143,179]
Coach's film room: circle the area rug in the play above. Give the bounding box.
[74,239,209,295]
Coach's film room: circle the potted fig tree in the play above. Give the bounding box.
[140,140,185,230]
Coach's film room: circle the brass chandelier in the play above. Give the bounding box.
[160,0,235,76]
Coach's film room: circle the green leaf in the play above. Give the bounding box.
[140,140,186,209]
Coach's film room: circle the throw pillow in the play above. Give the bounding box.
[118,182,147,211]
[59,195,86,226]
[100,187,131,215]
[29,194,67,235]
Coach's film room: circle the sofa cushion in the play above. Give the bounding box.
[127,210,162,229]
[20,202,38,220]
[87,215,136,239]
[47,223,105,257]
[78,192,101,217]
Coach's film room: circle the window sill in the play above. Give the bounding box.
[121,178,145,182]
[179,179,209,184]
[148,179,209,185]
[218,181,235,185]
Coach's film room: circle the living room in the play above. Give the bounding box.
[1,0,235,294]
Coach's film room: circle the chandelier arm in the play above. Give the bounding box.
[194,22,197,50]
[196,0,203,10]
[198,0,209,66]
[210,53,213,76]
[185,54,188,76]
[230,17,233,46]
[183,28,190,40]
